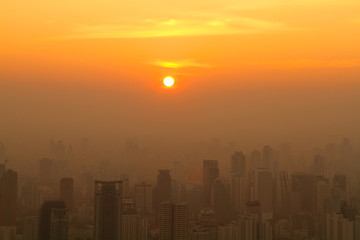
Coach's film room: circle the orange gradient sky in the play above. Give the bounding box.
[1,0,360,147]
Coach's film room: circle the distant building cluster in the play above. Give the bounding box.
[0,138,360,239]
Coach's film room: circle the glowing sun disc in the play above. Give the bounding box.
[163,76,175,87]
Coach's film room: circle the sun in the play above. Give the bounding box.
[163,76,175,87]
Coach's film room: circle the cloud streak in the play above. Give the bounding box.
[147,59,211,69]
[63,14,289,39]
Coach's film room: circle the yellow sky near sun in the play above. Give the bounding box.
[1,0,360,81]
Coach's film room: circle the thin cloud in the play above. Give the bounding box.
[147,59,211,69]
[63,15,289,39]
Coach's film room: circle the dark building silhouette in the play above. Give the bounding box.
[60,178,74,210]
[332,174,348,201]
[38,200,68,240]
[0,169,17,226]
[250,150,262,170]
[262,146,274,170]
[153,170,171,211]
[212,178,233,223]
[94,180,122,240]
[203,160,219,207]
[160,201,189,240]
[291,173,316,213]
[231,151,246,177]
[135,182,153,215]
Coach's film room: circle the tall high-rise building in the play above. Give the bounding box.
[38,200,68,240]
[121,198,146,240]
[21,177,41,211]
[326,214,353,240]
[198,210,217,240]
[231,151,246,176]
[291,173,316,213]
[332,174,348,201]
[203,160,219,207]
[94,180,122,240]
[254,169,273,213]
[231,151,246,214]
[212,178,232,223]
[250,150,262,171]
[50,208,69,240]
[160,201,189,240]
[153,170,171,211]
[0,169,17,226]
[262,146,274,170]
[172,162,186,184]
[135,182,153,215]
[314,178,330,215]
[276,171,291,215]
[60,178,74,210]
[231,173,246,213]
[24,216,39,240]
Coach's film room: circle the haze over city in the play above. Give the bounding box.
[0,0,360,239]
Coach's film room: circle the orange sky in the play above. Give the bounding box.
[0,0,360,148]
[1,0,360,80]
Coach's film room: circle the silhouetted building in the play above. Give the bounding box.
[250,150,262,171]
[231,151,246,176]
[291,173,316,213]
[198,210,217,240]
[203,160,219,207]
[94,180,122,240]
[135,182,153,215]
[121,198,148,240]
[21,177,41,211]
[255,169,273,213]
[212,178,233,223]
[153,170,171,211]
[160,201,189,240]
[60,178,74,210]
[262,146,274,170]
[24,216,38,240]
[332,174,348,201]
[38,200,68,240]
[231,173,246,213]
[0,169,17,226]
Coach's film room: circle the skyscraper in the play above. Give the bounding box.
[50,208,69,240]
[38,200,68,240]
[203,160,219,207]
[94,180,122,240]
[160,201,189,240]
[262,146,274,170]
[60,178,74,210]
[212,178,233,223]
[135,182,153,215]
[250,150,262,171]
[254,169,273,213]
[231,151,246,176]
[0,169,17,226]
[121,199,138,240]
[24,216,39,240]
[153,170,171,212]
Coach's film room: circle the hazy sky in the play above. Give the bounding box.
[1,0,360,151]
